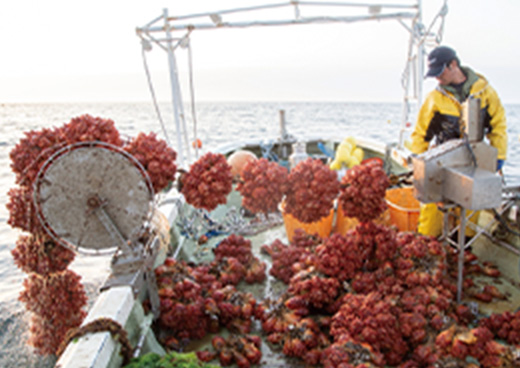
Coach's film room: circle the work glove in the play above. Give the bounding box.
[497,159,505,172]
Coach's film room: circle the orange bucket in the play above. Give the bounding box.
[334,202,390,235]
[281,202,334,242]
[334,205,359,235]
[385,187,420,232]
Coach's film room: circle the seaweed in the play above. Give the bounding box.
[124,351,221,368]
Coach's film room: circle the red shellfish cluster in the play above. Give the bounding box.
[285,157,340,223]
[124,132,177,193]
[339,158,390,223]
[236,158,289,214]
[20,269,88,355]
[180,152,234,212]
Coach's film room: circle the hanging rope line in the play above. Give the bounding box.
[141,40,172,146]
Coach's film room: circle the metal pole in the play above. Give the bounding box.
[457,207,466,304]
[279,110,287,139]
[187,36,199,159]
[416,0,424,108]
[164,8,186,168]
[442,205,450,243]
[399,0,421,148]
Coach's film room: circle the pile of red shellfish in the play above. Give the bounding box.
[151,156,519,368]
[8,116,519,368]
[153,234,267,368]
[7,115,177,355]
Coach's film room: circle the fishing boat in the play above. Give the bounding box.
[9,1,518,367]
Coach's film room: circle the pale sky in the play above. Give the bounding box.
[1,0,519,103]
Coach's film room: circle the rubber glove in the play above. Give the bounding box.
[497,159,505,171]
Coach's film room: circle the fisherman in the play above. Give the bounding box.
[408,45,508,238]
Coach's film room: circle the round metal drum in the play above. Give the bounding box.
[34,143,154,255]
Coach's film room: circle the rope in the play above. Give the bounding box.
[420,1,448,47]
[260,141,279,161]
[141,41,172,147]
[56,317,133,366]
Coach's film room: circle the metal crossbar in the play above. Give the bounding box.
[136,1,448,165]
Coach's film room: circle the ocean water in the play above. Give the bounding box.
[0,101,519,367]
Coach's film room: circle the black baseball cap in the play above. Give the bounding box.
[425,46,457,78]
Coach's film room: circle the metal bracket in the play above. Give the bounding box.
[88,195,136,256]
[102,236,162,319]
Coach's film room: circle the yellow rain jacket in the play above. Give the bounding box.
[409,67,507,237]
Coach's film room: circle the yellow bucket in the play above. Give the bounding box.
[281,202,334,242]
[385,187,420,232]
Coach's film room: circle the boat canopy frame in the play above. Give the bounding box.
[136,0,448,167]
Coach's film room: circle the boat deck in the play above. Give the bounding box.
[469,210,520,315]
[167,187,520,367]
